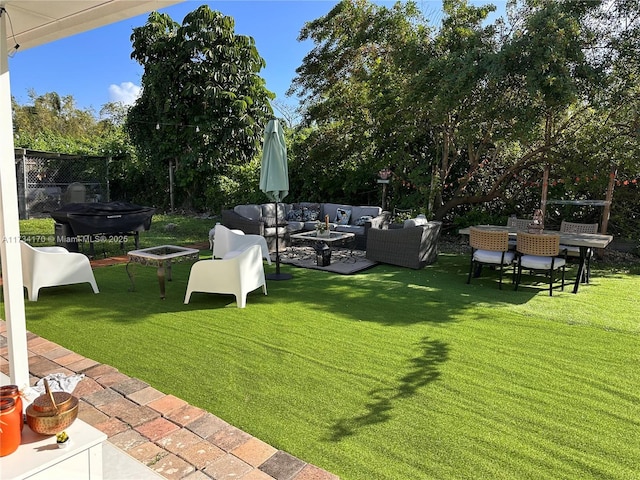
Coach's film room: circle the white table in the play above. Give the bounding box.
[459,225,613,293]
[1,373,106,479]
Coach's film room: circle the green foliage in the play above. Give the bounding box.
[126,5,274,211]
[290,0,640,241]
[12,91,130,158]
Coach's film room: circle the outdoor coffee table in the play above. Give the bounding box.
[290,231,356,266]
[127,245,199,299]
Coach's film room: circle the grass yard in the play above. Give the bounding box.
[10,217,640,479]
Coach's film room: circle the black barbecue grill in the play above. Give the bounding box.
[51,201,155,253]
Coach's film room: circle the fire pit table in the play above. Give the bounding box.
[127,245,199,299]
[290,231,356,266]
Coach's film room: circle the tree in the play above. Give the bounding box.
[126,5,274,211]
[290,0,640,228]
[12,91,131,159]
[288,0,427,204]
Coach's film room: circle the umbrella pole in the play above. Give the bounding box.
[267,201,292,281]
[275,201,281,274]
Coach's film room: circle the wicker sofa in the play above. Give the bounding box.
[221,202,388,251]
[366,220,442,269]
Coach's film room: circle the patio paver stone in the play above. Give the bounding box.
[0,326,338,480]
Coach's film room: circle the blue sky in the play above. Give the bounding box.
[8,1,503,115]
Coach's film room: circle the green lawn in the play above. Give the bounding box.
[10,218,640,480]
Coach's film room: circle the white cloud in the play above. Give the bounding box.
[108,82,141,105]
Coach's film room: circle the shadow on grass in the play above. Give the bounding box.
[328,336,449,441]
[20,252,538,327]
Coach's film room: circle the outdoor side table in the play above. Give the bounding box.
[127,245,199,299]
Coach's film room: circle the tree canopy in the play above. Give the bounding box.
[289,0,640,231]
[12,90,127,157]
[126,5,274,211]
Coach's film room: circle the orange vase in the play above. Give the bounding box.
[0,397,22,456]
[0,385,23,431]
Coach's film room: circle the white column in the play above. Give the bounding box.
[0,9,30,388]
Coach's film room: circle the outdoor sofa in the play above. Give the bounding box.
[221,202,388,251]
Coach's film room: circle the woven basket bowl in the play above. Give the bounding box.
[26,397,79,435]
[32,391,74,413]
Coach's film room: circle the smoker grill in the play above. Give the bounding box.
[51,201,155,253]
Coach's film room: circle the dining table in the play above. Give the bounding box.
[458,225,614,294]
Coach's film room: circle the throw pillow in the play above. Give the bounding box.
[335,208,351,225]
[286,208,303,222]
[302,205,321,221]
[355,215,374,226]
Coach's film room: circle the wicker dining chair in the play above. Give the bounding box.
[559,221,599,283]
[515,233,567,296]
[467,228,515,289]
[506,217,532,249]
[507,217,533,231]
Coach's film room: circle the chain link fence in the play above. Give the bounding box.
[15,149,110,219]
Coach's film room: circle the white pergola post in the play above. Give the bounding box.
[0,8,29,388]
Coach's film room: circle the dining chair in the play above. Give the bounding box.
[506,217,532,231]
[515,233,567,296]
[506,217,532,249]
[467,227,515,289]
[560,221,598,283]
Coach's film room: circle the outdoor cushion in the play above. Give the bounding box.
[263,226,288,237]
[336,208,351,225]
[321,203,348,224]
[261,203,287,220]
[520,254,566,270]
[261,216,281,227]
[234,204,262,220]
[298,203,321,221]
[561,245,581,256]
[350,206,382,223]
[355,215,374,226]
[335,224,364,236]
[404,216,429,228]
[473,249,515,265]
[286,221,305,232]
[286,208,303,221]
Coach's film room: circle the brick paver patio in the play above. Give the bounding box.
[0,322,338,480]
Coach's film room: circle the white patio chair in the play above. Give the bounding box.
[20,241,99,301]
[212,224,271,264]
[184,245,267,308]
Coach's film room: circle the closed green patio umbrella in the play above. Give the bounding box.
[260,118,292,280]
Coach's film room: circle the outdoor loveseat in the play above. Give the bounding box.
[221,202,388,251]
[366,220,442,269]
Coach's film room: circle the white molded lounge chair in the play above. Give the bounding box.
[212,224,271,264]
[184,245,267,308]
[20,241,99,301]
